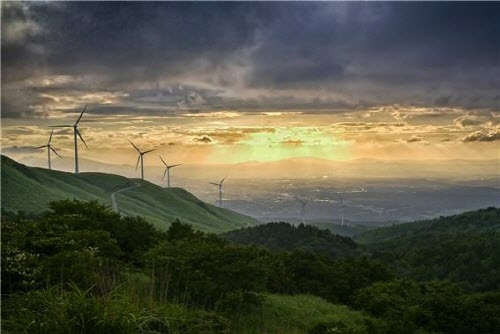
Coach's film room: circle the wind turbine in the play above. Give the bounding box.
[210,177,226,208]
[51,105,88,173]
[295,196,308,224]
[34,129,61,170]
[159,156,181,188]
[339,194,346,226]
[129,140,155,180]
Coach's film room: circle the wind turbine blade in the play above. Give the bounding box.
[159,155,168,166]
[50,147,62,158]
[170,164,182,168]
[135,155,141,170]
[220,176,227,184]
[48,129,54,144]
[210,182,219,186]
[143,149,156,154]
[76,129,88,148]
[75,105,87,125]
[162,169,168,180]
[50,125,73,128]
[128,140,141,153]
[34,145,48,149]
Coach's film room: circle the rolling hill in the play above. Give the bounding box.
[308,221,377,237]
[224,222,358,259]
[355,207,500,244]
[1,155,259,233]
[355,207,500,291]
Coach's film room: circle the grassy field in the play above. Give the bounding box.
[233,294,379,334]
[1,155,259,233]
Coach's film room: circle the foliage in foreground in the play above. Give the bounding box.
[2,200,499,334]
[2,283,229,334]
[2,199,164,294]
[148,220,392,307]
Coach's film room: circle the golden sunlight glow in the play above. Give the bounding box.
[220,127,353,163]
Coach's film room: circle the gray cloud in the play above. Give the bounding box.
[1,145,41,154]
[461,129,500,142]
[454,115,485,128]
[406,135,425,143]
[2,2,499,118]
[454,113,499,128]
[192,135,214,144]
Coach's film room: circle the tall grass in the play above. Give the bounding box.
[2,279,229,334]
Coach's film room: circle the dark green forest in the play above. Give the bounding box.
[224,222,359,259]
[2,201,499,333]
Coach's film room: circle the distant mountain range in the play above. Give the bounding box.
[1,155,259,233]
[6,152,499,181]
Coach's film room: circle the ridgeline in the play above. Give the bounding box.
[1,155,259,233]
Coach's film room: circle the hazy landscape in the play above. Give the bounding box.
[2,2,499,334]
[195,177,500,223]
[8,154,500,224]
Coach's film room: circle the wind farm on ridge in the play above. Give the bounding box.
[34,104,349,222]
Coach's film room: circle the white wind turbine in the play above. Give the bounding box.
[210,177,226,208]
[295,196,309,224]
[51,105,88,173]
[129,140,155,180]
[159,156,182,188]
[339,194,346,226]
[34,129,61,170]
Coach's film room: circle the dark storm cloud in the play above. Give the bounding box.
[249,3,499,86]
[3,2,259,80]
[2,2,499,117]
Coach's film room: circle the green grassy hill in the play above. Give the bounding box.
[1,155,259,233]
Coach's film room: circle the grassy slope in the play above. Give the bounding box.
[355,207,500,244]
[234,294,377,334]
[1,155,259,233]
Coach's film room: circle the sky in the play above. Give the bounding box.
[1,1,499,180]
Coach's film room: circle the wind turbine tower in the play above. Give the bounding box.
[35,129,61,170]
[159,156,182,188]
[295,196,309,224]
[339,194,345,226]
[129,140,155,180]
[210,177,226,208]
[51,105,88,173]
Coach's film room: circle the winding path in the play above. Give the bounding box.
[111,182,141,214]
